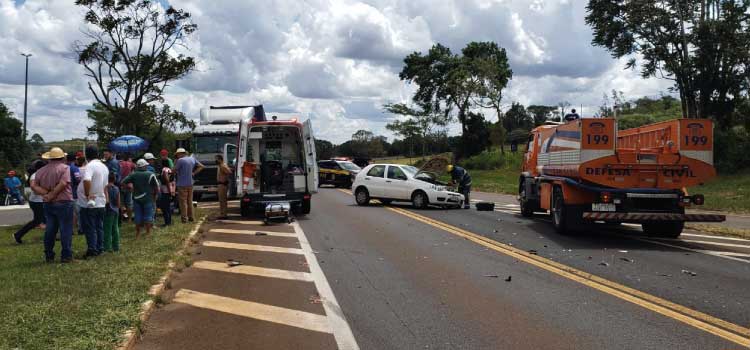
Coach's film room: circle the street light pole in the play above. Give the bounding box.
[20,53,32,142]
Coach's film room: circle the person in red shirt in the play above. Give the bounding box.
[119,153,135,222]
[32,147,74,263]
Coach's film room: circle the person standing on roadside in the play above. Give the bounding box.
[103,149,120,185]
[158,159,175,227]
[103,172,120,252]
[216,154,233,220]
[14,160,47,244]
[66,153,83,234]
[143,153,157,172]
[78,146,109,258]
[4,170,24,205]
[119,153,135,223]
[32,147,74,263]
[122,159,160,238]
[160,149,174,169]
[174,148,204,223]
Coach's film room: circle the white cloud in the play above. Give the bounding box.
[0,0,678,145]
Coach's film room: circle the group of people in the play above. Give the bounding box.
[12,145,207,263]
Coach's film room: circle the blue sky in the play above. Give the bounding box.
[0,0,672,143]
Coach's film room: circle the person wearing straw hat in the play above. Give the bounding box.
[173,148,204,223]
[32,147,75,263]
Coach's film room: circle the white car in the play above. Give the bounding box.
[352,163,465,209]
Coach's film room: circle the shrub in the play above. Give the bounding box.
[459,149,524,170]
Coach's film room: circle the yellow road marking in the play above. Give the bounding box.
[217,219,267,225]
[209,228,297,238]
[203,241,304,255]
[386,206,750,347]
[173,289,332,334]
[192,260,313,282]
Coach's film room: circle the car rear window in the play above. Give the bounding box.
[367,165,386,178]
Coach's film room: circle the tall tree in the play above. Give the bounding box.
[527,105,557,126]
[86,103,195,149]
[73,0,197,143]
[586,0,750,127]
[503,102,533,132]
[0,101,29,169]
[384,102,450,157]
[315,139,334,160]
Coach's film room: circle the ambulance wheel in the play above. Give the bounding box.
[551,187,578,234]
[642,222,684,238]
[301,199,311,215]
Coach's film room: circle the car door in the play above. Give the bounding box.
[362,165,387,198]
[385,165,412,200]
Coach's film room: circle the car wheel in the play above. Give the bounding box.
[355,187,370,206]
[412,191,429,209]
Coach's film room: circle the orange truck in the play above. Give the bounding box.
[519,118,725,237]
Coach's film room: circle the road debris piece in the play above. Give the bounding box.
[255,232,268,236]
[309,295,322,304]
[618,250,628,253]
[658,273,673,277]
[226,259,243,267]
[681,269,698,277]
[493,229,498,233]
[484,274,499,278]
[598,262,609,267]
[528,249,538,255]
[505,276,512,282]
[619,257,634,263]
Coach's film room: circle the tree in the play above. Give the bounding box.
[73,0,197,144]
[384,102,450,157]
[0,101,29,169]
[399,41,512,158]
[28,133,45,154]
[461,112,491,158]
[586,0,750,128]
[86,103,195,149]
[315,139,334,160]
[527,105,557,126]
[503,103,533,132]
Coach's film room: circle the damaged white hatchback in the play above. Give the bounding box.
[352,163,465,209]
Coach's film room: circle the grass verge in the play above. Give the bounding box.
[685,224,750,240]
[695,172,750,214]
[0,210,202,350]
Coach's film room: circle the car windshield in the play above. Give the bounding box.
[338,161,360,171]
[402,166,418,176]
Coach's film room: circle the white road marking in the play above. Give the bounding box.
[649,238,750,249]
[632,237,750,264]
[173,289,333,334]
[203,241,304,255]
[217,220,267,225]
[293,221,360,350]
[681,233,750,243]
[192,260,313,282]
[209,228,297,238]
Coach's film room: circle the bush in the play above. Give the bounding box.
[459,149,524,170]
[714,126,750,174]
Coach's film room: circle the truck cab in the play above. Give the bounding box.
[234,114,318,216]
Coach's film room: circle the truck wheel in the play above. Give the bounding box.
[519,181,535,218]
[301,198,311,215]
[412,191,429,209]
[241,201,251,217]
[551,187,578,234]
[355,187,370,206]
[642,222,684,238]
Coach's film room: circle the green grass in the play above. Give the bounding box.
[0,211,202,350]
[467,168,519,194]
[696,172,750,213]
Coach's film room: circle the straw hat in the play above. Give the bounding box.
[42,147,67,160]
[175,148,187,155]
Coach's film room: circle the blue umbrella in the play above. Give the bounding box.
[108,135,149,154]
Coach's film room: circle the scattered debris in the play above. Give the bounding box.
[493,229,498,233]
[658,273,673,277]
[528,249,538,255]
[255,232,268,236]
[196,251,202,255]
[587,256,593,260]
[505,276,512,282]
[512,232,518,236]
[543,245,548,248]
[378,258,384,261]
[598,262,609,267]
[226,259,243,267]
[484,274,499,278]
[618,250,629,253]
[308,295,322,304]
[681,269,698,277]
[619,257,634,263]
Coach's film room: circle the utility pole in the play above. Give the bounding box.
[20,53,32,142]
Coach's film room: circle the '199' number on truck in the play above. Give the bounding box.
[587,135,609,145]
[685,136,708,146]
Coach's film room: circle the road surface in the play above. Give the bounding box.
[136,189,750,349]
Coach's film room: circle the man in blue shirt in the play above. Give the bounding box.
[173,148,204,223]
[447,164,472,209]
[4,170,24,205]
[67,153,83,234]
[103,149,120,185]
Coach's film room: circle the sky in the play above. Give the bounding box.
[0,0,674,144]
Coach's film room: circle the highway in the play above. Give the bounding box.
[137,188,750,350]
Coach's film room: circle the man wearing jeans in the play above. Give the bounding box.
[32,147,74,263]
[78,146,109,258]
[174,148,204,223]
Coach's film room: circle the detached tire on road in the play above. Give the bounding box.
[412,191,429,209]
[355,187,370,206]
[642,221,684,238]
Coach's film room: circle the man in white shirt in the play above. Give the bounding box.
[78,146,109,258]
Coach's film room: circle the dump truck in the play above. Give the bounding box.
[519,118,726,237]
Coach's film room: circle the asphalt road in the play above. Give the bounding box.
[300,188,750,349]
